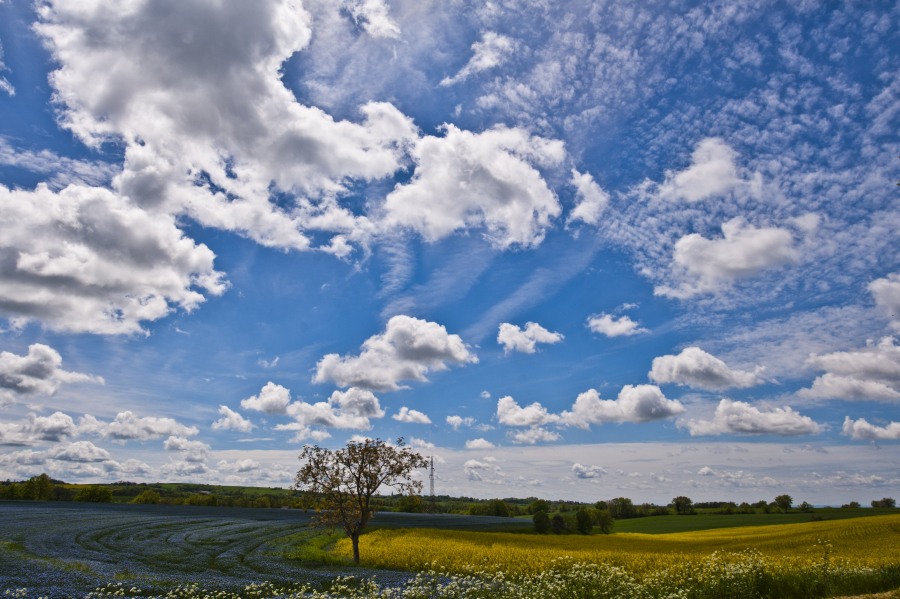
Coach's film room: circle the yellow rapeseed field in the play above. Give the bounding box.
[336,514,900,578]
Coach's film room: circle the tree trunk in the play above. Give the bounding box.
[351,532,360,564]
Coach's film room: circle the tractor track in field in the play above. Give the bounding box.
[0,501,426,598]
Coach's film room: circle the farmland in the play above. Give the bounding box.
[1,501,898,598]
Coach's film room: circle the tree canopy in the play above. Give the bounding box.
[294,437,427,564]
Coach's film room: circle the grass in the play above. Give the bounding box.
[612,508,899,534]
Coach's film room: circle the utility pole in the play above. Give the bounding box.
[429,455,435,511]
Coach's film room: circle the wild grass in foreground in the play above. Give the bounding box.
[6,550,900,598]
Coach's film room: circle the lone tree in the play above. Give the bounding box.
[294,437,427,564]
[774,494,793,513]
[672,495,695,515]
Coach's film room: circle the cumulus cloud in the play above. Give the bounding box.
[496,396,559,427]
[275,387,385,442]
[465,438,495,449]
[798,337,900,401]
[393,406,431,424]
[240,382,292,414]
[509,426,560,445]
[342,0,401,39]
[560,385,685,426]
[869,273,900,331]
[842,416,900,441]
[0,344,101,404]
[658,138,741,202]
[0,184,227,334]
[497,321,564,354]
[78,411,198,441]
[656,217,800,299]
[440,32,515,86]
[683,399,823,436]
[211,406,254,433]
[495,385,684,440]
[161,460,208,477]
[572,463,607,479]
[382,125,565,249]
[567,169,609,226]
[314,315,477,391]
[0,411,80,445]
[586,313,647,337]
[49,440,111,463]
[446,415,475,430]
[163,435,210,463]
[649,347,765,391]
[463,457,505,483]
[34,0,418,255]
[217,458,262,473]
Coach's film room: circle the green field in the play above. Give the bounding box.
[610,508,899,534]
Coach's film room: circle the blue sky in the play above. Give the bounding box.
[0,0,898,505]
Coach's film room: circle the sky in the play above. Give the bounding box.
[0,0,898,506]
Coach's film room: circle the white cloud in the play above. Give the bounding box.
[163,436,210,463]
[241,382,292,414]
[257,356,279,369]
[495,385,684,439]
[342,0,400,39]
[217,458,262,473]
[683,399,823,436]
[658,138,741,202]
[649,347,765,391]
[586,313,647,337]
[0,411,80,445]
[798,337,900,401]
[446,415,475,430]
[697,466,716,476]
[842,416,900,441]
[34,0,419,256]
[496,396,559,427]
[656,217,800,299]
[560,385,685,426]
[408,437,435,450]
[160,460,209,477]
[869,273,900,331]
[49,440,111,463]
[497,321,564,354]
[509,426,560,445]
[0,343,101,404]
[567,169,609,226]
[0,137,118,189]
[314,315,477,391]
[0,184,227,334]
[78,411,198,441]
[440,32,515,86]
[212,406,254,433]
[0,39,13,96]
[572,463,607,479]
[275,387,385,442]
[382,125,565,250]
[393,406,431,424]
[463,457,505,483]
[465,438,495,449]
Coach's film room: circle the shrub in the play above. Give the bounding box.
[575,509,592,534]
[130,489,161,504]
[74,486,113,503]
[532,511,551,534]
